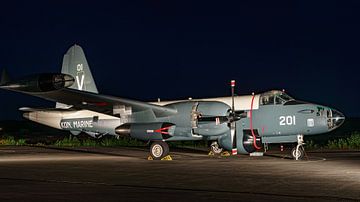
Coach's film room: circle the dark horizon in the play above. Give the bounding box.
[1,1,360,120]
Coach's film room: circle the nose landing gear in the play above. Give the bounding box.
[291,134,305,160]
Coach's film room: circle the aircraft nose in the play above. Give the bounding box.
[330,109,345,129]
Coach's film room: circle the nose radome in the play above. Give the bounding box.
[331,109,345,128]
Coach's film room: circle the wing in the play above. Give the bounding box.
[19,88,177,117]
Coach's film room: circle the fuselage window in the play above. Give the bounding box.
[261,95,275,105]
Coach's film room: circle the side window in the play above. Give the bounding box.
[261,96,275,105]
[261,96,268,105]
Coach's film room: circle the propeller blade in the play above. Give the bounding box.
[230,80,237,155]
[231,80,235,112]
[231,121,237,155]
[197,116,228,124]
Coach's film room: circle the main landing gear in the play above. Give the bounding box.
[210,141,223,155]
[208,141,230,156]
[149,141,170,160]
[291,134,305,160]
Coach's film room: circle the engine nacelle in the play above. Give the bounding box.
[115,122,176,141]
[218,128,262,154]
[165,101,231,136]
[1,73,74,92]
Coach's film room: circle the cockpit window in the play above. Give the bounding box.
[260,90,294,105]
[279,93,293,102]
[275,96,284,105]
[261,95,274,105]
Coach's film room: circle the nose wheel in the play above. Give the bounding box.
[291,146,304,160]
[291,134,305,160]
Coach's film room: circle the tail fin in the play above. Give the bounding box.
[0,69,10,85]
[61,44,98,93]
[56,44,98,108]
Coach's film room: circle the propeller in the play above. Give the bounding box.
[196,80,241,125]
[230,80,237,155]
[196,80,245,155]
[197,80,259,154]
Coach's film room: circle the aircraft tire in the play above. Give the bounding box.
[291,146,304,160]
[150,141,169,160]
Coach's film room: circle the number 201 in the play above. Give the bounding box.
[279,116,296,126]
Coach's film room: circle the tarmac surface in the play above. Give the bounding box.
[0,146,359,202]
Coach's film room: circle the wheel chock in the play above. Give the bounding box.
[221,151,231,157]
[208,151,215,156]
[147,155,173,161]
[161,155,173,161]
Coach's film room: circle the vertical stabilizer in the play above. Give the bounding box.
[56,44,98,108]
[61,44,98,93]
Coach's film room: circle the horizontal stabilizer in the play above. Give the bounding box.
[0,69,10,85]
[19,107,74,112]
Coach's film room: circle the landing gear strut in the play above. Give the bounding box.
[291,134,305,160]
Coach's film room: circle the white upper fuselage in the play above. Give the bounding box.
[150,94,261,111]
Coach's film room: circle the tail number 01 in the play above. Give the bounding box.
[279,116,296,126]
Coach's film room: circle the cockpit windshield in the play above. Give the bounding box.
[260,90,294,105]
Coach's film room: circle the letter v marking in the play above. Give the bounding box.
[76,75,85,90]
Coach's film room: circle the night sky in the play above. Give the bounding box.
[0,1,360,120]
